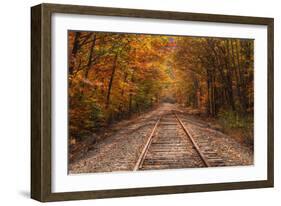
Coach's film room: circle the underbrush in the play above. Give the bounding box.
[217,110,254,147]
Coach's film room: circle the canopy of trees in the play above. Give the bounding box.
[68,31,254,141]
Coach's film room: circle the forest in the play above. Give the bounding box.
[68,31,254,144]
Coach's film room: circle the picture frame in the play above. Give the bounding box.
[31,3,274,202]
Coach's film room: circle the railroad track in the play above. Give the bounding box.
[134,111,225,171]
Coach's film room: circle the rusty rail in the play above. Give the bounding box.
[173,112,211,167]
[133,116,161,171]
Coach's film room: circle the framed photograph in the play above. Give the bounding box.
[31,3,274,202]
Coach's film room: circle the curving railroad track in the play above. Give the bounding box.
[134,110,225,171]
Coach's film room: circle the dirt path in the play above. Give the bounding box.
[69,103,253,174]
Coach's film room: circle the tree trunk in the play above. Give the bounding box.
[235,40,248,113]
[128,70,136,114]
[212,69,216,115]
[105,53,118,109]
[206,68,215,116]
[69,32,81,76]
[223,40,236,111]
[230,41,241,94]
[84,35,97,78]
[79,35,97,100]
[121,72,128,97]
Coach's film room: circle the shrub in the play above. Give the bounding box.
[218,110,253,145]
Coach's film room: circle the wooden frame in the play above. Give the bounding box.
[31,3,274,202]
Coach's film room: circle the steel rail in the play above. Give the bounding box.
[173,112,211,167]
[133,116,161,171]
